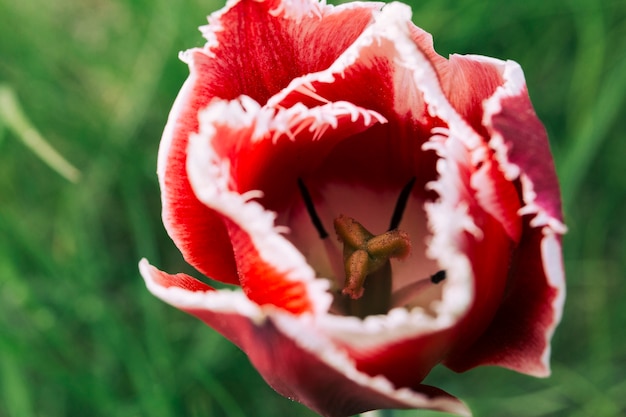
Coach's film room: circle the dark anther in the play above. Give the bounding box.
[430,270,446,284]
[297,178,329,239]
[388,177,417,231]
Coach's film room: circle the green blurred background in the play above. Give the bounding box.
[1,0,624,416]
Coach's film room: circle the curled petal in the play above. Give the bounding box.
[185,96,384,314]
[445,223,565,376]
[483,60,565,232]
[440,57,566,376]
[159,72,239,286]
[159,0,382,285]
[139,259,471,417]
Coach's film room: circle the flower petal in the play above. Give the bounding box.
[483,61,566,232]
[444,222,565,376]
[441,54,505,138]
[266,4,451,192]
[218,3,516,391]
[443,60,566,376]
[159,0,381,285]
[159,70,239,286]
[431,54,523,242]
[190,0,381,104]
[185,96,384,313]
[434,53,565,241]
[139,259,471,417]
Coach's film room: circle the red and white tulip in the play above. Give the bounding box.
[140,1,566,415]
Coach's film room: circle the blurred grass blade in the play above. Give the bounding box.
[1,352,35,417]
[0,84,81,183]
[558,53,626,211]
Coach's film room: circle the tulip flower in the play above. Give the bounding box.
[140,0,566,415]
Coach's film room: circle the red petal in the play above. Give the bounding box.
[207,100,386,212]
[483,66,565,230]
[444,220,565,376]
[224,218,316,314]
[185,97,383,313]
[442,61,566,376]
[471,157,522,243]
[441,200,517,367]
[266,5,452,194]
[407,25,449,82]
[427,54,561,243]
[159,0,380,285]
[333,133,514,389]
[140,259,471,417]
[190,0,380,104]
[159,73,239,286]
[441,55,505,138]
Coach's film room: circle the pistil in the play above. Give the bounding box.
[334,215,411,317]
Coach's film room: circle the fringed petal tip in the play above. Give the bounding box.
[139,258,267,320]
[481,60,565,234]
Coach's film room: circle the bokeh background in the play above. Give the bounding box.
[1,0,624,416]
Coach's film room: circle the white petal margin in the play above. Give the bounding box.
[139,258,471,417]
[273,313,471,417]
[140,258,266,323]
[157,74,196,241]
[538,229,566,374]
[186,96,385,316]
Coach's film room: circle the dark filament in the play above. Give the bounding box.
[297,178,329,239]
[388,177,416,231]
[430,270,446,284]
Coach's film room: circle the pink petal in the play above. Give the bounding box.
[442,60,566,376]
[444,221,564,376]
[422,54,522,242]
[139,259,471,417]
[159,0,381,285]
[484,65,565,231]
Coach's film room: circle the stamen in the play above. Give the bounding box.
[388,177,416,230]
[390,270,447,308]
[430,270,446,284]
[297,178,328,239]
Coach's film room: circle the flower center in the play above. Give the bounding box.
[333,215,411,317]
[296,178,446,318]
